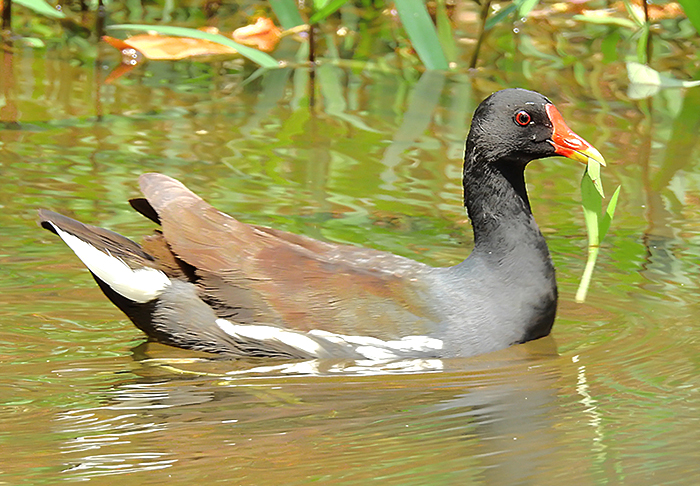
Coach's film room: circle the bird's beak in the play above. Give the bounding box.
[545,104,606,166]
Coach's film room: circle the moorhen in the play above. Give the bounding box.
[38,88,604,360]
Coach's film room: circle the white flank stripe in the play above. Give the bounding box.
[310,329,443,360]
[215,319,322,357]
[354,346,397,361]
[212,321,443,361]
[52,225,171,303]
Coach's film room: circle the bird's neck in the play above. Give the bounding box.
[463,150,545,258]
[457,149,557,345]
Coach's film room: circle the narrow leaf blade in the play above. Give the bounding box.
[309,0,348,24]
[15,0,66,18]
[587,157,605,198]
[581,169,602,247]
[395,0,449,70]
[270,0,306,29]
[573,13,637,29]
[435,0,456,63]
[678,0,700,33]
[485,3,517,30]
[598,185,621,241]
[517,0,540,17]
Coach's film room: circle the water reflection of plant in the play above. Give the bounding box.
[3,2,699,72]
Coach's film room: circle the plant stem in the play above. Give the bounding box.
[2,0,11,32]
[576,246,600,303]
[642,0,653,64]
[309,23,316,108]
[470,0,492,69]
[96,0,106,40]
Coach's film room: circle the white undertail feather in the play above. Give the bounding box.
[50,224,171,303]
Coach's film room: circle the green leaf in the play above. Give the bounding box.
[600,30,620,64]
[394,0,449,70]
[627,62,700,100]
[107,24,279,68]
[309,0,348,24]
[599,186,621,242]
[573,13,637,30]
[517,0,540,17]
[586,157,604,199]
[435,0,456,64]
[15,0,66,19]
[481,0,538,31]
[581,170,602,247]
[576,165,621,302]
[22,37,46,48]
[269,0,305,29]
[485,3,517,30]
[678,0,700,33]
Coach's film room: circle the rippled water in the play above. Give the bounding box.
[2,5,700,484]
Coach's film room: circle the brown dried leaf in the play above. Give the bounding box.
[232,17,282,53]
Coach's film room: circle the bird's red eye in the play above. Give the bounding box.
[515,110,531,126]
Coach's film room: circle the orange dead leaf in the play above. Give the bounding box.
[100,19,282,69]
[611,1,684,21]
[103,35,145,65]
[232,17,282,52]
[102,31,238,62]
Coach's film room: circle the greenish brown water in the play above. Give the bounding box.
[2,3,700,485]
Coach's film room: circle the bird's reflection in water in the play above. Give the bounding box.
[53,337,579,483]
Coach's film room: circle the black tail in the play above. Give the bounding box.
[38,209,172,334]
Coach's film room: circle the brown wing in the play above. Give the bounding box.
[138,173,439,339]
